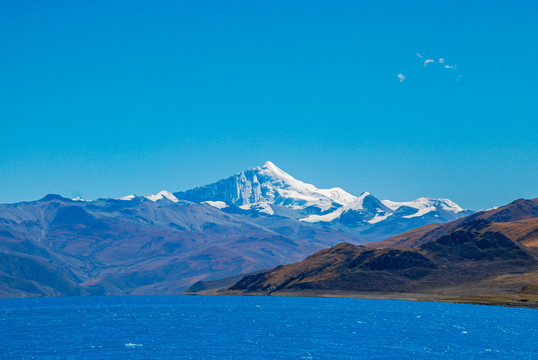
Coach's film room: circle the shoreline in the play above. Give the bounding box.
[0,291,536,309]
[193,289,538,309]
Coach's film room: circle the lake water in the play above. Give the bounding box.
[0,295,536,359]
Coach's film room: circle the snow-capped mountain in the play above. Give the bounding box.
[381,198,464,219]
[175,161,351,215]
[0,161,475,298]
[144,190,179,203]
[174,161,470,233]
[113,190,179,203]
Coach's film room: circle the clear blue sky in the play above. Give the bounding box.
[1,1,537,209]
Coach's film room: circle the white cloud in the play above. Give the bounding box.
[405,53,460,80]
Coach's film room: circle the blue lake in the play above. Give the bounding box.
[0,295,536,359]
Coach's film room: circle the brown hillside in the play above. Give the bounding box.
[368,198,538,249]
[225,220,538,305]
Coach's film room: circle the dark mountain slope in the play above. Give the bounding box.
[0,252,86,297]
[227,220,538,297]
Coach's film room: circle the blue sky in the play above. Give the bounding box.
[1,1,537,209]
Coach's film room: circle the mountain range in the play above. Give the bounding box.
[218,198,538,307]
[0,162,471,297]
[369,197,538,249]
[174,161,471,239]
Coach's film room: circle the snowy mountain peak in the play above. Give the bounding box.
[119,194,136,201]
[381,197,465,218]
[257,161,313,190]
[349,191,372,210]
[262,160,277,169]
[174,162,470,228]
[249,161,355,211]
[145,190,179,203]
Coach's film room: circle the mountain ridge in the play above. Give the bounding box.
[172,161,471,240]
[222,212,538,307]
[368,197,538,249]
[0,161,474,297]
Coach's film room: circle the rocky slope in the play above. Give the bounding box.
[223,202,538,305]
[0,195,363,297]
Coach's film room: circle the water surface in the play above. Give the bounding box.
[0,295,536,359]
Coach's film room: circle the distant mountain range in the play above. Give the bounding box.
[368,198,538,249]
[0,162,472,297]
[218,198,538,307]
[174,161,471,237]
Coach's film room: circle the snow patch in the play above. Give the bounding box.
[203,201,228,209]
[368,213,392,224]
[300,208,345,223]
[119,195,136,201]
[402,206,437,218]
[240,202,274,215]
